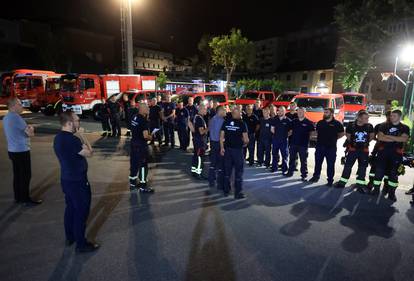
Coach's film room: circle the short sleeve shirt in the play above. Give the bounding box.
[290,118,315,147]
[378,122,410,150]
[149,105,162,127]
[131,114,149,145]
[193,115,207,144]
[3,112,29,152]
[221,118,247,148]
[53,131,88,181]
[162,102,176,122]
[316,119,344,148]
[346,122,374,149]
[175,107,189,127]
[186,105,198,120]
[271,117,292,142]
[244,113,260,134]
[259,118,273,140]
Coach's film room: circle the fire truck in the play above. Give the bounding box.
[60,74,156,119]
[0,69,57,111]
[31,75,63,115]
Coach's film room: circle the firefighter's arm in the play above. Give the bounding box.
[368,132,375,142]
[387,133,409,143]
[288,129,292,137]
[220,131,225,155]
[199,126,207,135]
[377,132,396,142]
[271,126,275,134]
[143,129,152,141]
[75,129,93,153]
[337,132,345,139]
[346,133,351,141]
[255,124,260,133]
[242,132,249,146]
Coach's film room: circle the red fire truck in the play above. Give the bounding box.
[0,69,57,111]
[60,74,156,118]
[340,92,367,125]
[31,75,63,115]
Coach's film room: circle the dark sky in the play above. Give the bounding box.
[1,0,341,56]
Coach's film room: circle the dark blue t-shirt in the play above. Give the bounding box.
[149,104,162,127]
[175,107,189,127]
[291,118,315,147]
[54,131,88,181]
[259,118,272,140]
[316,119,344,148]
[186,104,198,120]
[131,114,149,146]
[271,117,292,142]
[221,118,247,148]
[162,102,176,122]
[244,113,259,134]
[193,115,207,144]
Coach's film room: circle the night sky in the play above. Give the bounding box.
[0,0,341,56]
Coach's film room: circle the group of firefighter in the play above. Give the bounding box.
[105,91,414,204]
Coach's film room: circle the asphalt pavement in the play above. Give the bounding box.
[1,112,414,281]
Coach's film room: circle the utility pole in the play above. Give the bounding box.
[120,0,134,74]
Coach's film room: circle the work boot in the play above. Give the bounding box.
[387,189,397,202]
[125,131,131,137]
[283,172,293,177]
[76,242,100,253]
[308,177,319,183]
[370,188,380,196]
[326,181,333,187]
[405,187,414,195]
[334,181,346,189]
[235,192,246,200]
[139,187,155,193]
[101,132,107,137]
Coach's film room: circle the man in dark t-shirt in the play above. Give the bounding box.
[370,109,409,201]
[334,110,374,192]
[309,108,345,186]
[220,107,249,199]
[243,105,260,165]
[191,105,208,179]
[53,111,99,253]
[149,98,162,145]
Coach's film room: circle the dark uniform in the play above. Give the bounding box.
[257,117,272,167]
[311,118,344,185]
[336,122,373,190]
[371,122,409,200]
[187,104,198,146]
[149,104,162,144]
[54,131,91,250]
[368,123,387,188]
[286,111,298,120]
[175,107,190,150]
[288,117,315,179]
[243,113,259,165]
[253,107,263,119]
[221,118,248,198]
[99,102,111,136]
[129,114,153,192]
[122,99,132,135]
[108,99,121,137]
[191,114,207,177]
[271,117,292,173]
[162,102,176,147]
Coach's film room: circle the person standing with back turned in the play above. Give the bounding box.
[53,111,99,253]
[3,98,42,206]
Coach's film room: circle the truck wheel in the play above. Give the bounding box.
[92,105,102,121]
[43,104,56,116]
[29,105,40,113]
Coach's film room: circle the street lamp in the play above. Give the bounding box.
[401,43,414,118]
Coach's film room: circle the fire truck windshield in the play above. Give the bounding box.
[295,98,329,112]
[14,77,28,90]
[343,95,363,105]
[61,79,77,92]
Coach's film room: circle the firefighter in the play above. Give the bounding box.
[161,93,176,147]
[108,94,122,137]
[367,111,391,191]
[149,97,162,146]
[309,108,345,186]
[220,107,249,199]
[286,102,298,120]
[191,104,208,179]
[186,97,198,146]
[243,105,260,166]
[370,109,409,201]
[253,99,263,119]
[100,100,111,137]
[334,110,374,193]
[175,101,190,151]
[285,107,315,180]
[129,103,154,193]
[268,104,277,118]
[256,107,272,168]
[122,93,132,136]
[208,106,226,189]
[270,106,292,174]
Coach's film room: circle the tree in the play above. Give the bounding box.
[334,0,414,91]
[197,34,214,82]
[156,72,168,90]
[209,29,255,88]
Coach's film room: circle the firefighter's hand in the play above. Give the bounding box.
[220,147,225,156]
